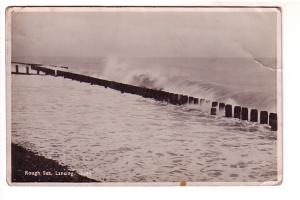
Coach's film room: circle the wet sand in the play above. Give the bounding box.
[11,143,97,182]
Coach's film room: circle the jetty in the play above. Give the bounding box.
[11,62,278,131]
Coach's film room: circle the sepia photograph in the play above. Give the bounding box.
[6,6,282,185]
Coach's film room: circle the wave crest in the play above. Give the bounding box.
[99,57,277,112]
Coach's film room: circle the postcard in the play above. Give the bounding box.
[6,6,282,185]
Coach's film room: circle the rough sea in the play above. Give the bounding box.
[11,57,279,183]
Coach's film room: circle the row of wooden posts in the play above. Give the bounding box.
[210,102,277,131]
[14,64,278,131]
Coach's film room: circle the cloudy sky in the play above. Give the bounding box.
[10,7,279,59]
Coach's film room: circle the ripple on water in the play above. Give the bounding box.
[155,153,164,157]
[208,170,223,177]
[166,151,177,156]
[11,75,278,182]
[230,173,239,178]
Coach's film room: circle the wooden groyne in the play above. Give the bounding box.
[11,63,278,131]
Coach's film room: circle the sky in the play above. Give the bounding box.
[10,7,280,59]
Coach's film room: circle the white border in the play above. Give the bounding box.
[1,0,300,200]
[5,5,282,187]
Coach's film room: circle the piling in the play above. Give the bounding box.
[188,96,194,104]
[162,91,169,102]
[164,92,170,102]
[156,91,164,101]
[169,93,178,105]
[193,98,199,104]
[142,88,150,98]
[57,70,65,77]
[234,106,241,118]
[174,94,179,105]
[179,95,188,105]
[225,104,232,117]
[250,109,258,122]
[184,95,189,104]
[212,101,218,107]
[13,63,278,131]
[168,93,173,104]
[260,111,268,124]
[219,103,225,111]
[153,90,159,100]
[269,113,278,131]
[178,95,185,105]
[241,107,248,120]
[211,107,217,115]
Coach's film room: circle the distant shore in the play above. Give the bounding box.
[11,143,98,182]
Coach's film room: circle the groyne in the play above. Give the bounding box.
[12,63,278,131]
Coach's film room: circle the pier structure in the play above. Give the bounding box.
[11,62,278,131]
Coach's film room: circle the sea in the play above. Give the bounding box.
[11,56,279,183]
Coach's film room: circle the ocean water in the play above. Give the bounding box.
[13,56,278,112]
[11,73,278,182]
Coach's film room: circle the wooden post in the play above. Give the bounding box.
[165,92,170,102]
[250,109,258,122]
[37,70,40,75]
[174,94,179,105]
[143,88,149,98]
[15,65,19,73]
[219,103,225,111]
[193,98,199,104]
[183,95,188,104]
[211,107,217,115]
[179,95,187,105]
[241,107,248,120]
[169,93,177,105]
[188,96,194,104]
[178,95,184,105]
[225,104,232,117]
[168,93,174,104]
[269,113,278,131]
[164,92,169,102]
[157,91,164,101]
[234,106,241,118]
[26,66,29,74]
[260,111,268,124]
[212,101,218,107]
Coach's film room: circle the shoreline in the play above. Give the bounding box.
[11,143,98,182]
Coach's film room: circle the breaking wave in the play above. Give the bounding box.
[98,57,277,112]
[13,55,277,112]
